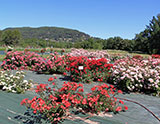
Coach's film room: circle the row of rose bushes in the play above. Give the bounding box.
[1,51,113,83]
[21,77,128,124]
[1,51,66,74]
[67,48,110,58]
[1,50,160,96]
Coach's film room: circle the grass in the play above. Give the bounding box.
[81,49,149,57]
[0,55,5,61]
[107,49,149,57]
[0,47,6,51]
[0,47,71,53]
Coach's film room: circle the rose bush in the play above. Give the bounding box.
[82,84,128,114]
[152,54,160,59]
[0,70,33,93]
[66,56,113,83]
[32,54,66,74]
[21,77,127,124]
[111,57,160,96]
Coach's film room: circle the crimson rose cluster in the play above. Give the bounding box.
[21,77,128,124]
[66,56,113,83]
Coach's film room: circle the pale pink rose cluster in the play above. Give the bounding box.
[67,48,110,58]
[112,57,160,94]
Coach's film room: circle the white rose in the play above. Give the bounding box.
[155,85,159,88]
[127,86,132,91]
[0,82,5,85]
[23,80,28,83]
[10,74,13,77]
[4,74,8,76]
[2,86,7,90]
[16,76,20,79]
[138,74,143,79]
[130,72,135,75]
[6,77,10,80]
[8,86,12,90]
[148,78,154,83]
[12,90,16,93]
[1,75,4,78]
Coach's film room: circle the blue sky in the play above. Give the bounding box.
[0,0,160,39]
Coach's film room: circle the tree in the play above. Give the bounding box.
[93,42,103,49]
[134,30,150,53]
[73,41,82,48]
[0,30,2,41]
[147,15,160,54]
[134,14,160,54]
[0,30,3,45]
[1,30,22,46]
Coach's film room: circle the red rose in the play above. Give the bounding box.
[64,101,71,108]
[82,98,87,105]
[20,98,29,105]
[118,90,123,94]
[78,88,84,92]
[116,106,122,112]
[124,105,128,110]
[91,87,96,91]
[63,72,67,76]
[119,100,124,104]
[48,77,54,81]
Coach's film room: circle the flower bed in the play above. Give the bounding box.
[0,70,33,93]
[2,50,160,96]
[1,51,67,74]
[21,77,127,124]
[111,57,160,96]
[66,56,113,83]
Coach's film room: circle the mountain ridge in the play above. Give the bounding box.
[4,26,91,42]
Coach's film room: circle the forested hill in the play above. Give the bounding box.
[4,27,90,42]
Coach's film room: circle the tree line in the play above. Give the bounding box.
[0,14,160,54]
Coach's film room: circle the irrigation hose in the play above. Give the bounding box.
[116,97,160,122]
